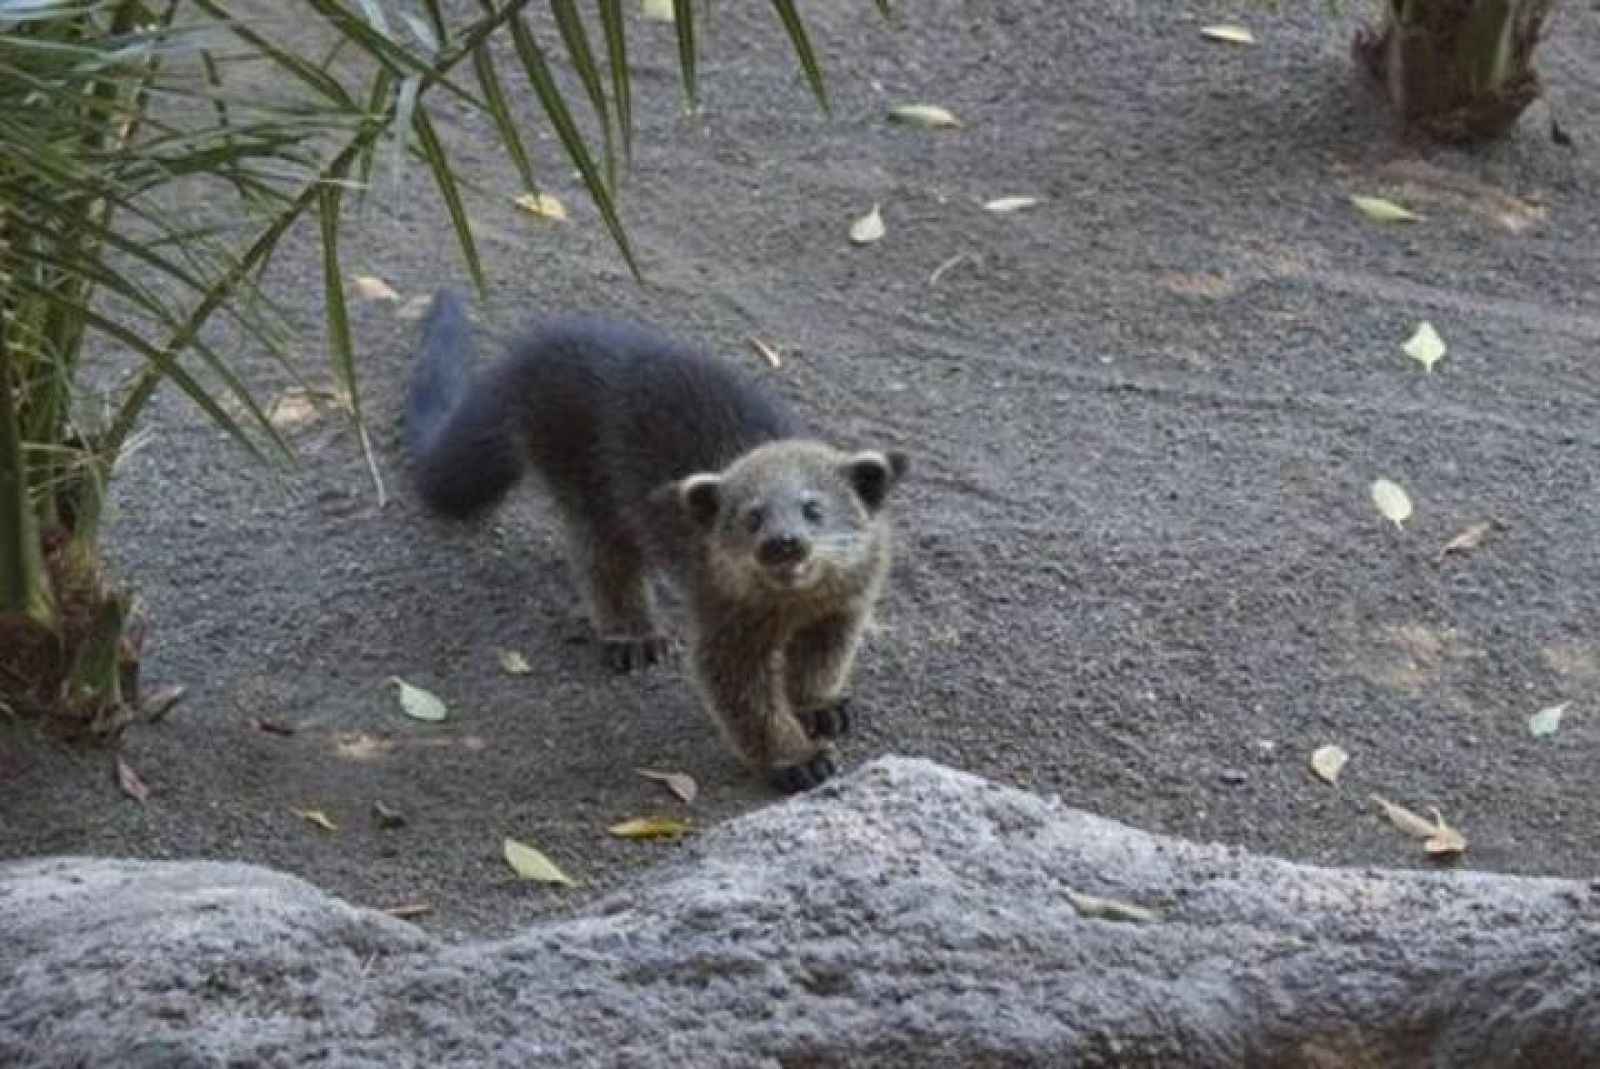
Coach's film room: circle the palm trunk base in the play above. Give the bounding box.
[1354,5,1548,143]
[0,533,141,740]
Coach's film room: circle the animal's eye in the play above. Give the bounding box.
[744,507,765,534]
[801,500,825,524]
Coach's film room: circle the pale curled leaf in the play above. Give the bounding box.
[1372,796,1467,858]
[351,275,400,301]
[503,838,574,884]
[115,756,151,803]
[849,204,886,246]
[887,104,962,129]
[1066,889,1159,924]
[1371,479,1413,530]
[1528,702,1569,738]
[499,649,533,676]
[748,337,783,370]
[1199,24,1255,45]
[639,0,674,22]
[1438,521,1495,561]
[388,677,448,722]
[1310,744,1349,785]
[294,808,338,832]
[382,902,434,919]
[609,815,691,839]
[1351,195,1421,223]
[982,196,1040,213]
[140,683,187,723]
[637,767,699,804]
[1403,321,1447,372]
[514,191,568,221]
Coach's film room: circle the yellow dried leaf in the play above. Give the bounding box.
[388,677,448,722]
[887,104,962,129]
[514,191,568,221]
[1372,796,1467,858]
[982,196,1041,213]
[294,808,338,833]
[608,816,690,840]
[748,337,783,370]
[499,650,533,676]
[503,838,574,884]
[639,0,674,22]
[1200,24,1255,45]
[1310,744,1349,785]
[1370,479,1413,530]
[268,389,321,430]
[351,275,400,301]
[1066,889,1158,923]
[115,755,151,803]
[849,205,885,246]
[1403,321,1447,372]
[637,768,698,804]
[1351,195,1421,223]
[1437,521,1495,561]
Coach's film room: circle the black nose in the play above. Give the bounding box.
[758,534,808,567]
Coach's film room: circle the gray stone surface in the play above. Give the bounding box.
[3,758,1596,1068]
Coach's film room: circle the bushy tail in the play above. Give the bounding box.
[405,290,524,518]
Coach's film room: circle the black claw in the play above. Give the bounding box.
[769,749,838,793]
[802,696,853,739]
[602,636,670,674]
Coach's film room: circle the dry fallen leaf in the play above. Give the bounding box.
[1371,479,1414,530]
[1372,796,1467,858]
[140,683,187,723]
[1528,702,1569,738]
[608,816,691,840]
[849,204,886,246]
[1066,889,1159,923]
[395,294,432,321]
[1351,195,1421,223]
[503,837,574,885]
[115,755,151,803]
[636,768,699,804]
[1310,744,1349,785]
[1199,24,1256,45]
[748,337,783,370]
[639,0,674,21]
[335,733,396,761]
[268,389,322,430]
[372,799,407,829]
[388,677,448,722]
[982,196,1041,213]
[498,650,533,676]
[294,808,339,833]
[382,902,434,919]
[513,191,568,221]
[1437,521,1495,561]
[1403,321,1447,372]
[351,275,400,301]
[250,715,296,737]
[887,104,962,129]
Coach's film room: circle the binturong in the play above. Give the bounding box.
[403,290,908,792]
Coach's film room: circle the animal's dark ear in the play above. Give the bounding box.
[845,450,908,511]
[677,473,723,527]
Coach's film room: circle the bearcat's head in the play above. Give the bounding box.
[655,441,908,599]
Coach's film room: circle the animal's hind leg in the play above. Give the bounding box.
[560,513,668,673]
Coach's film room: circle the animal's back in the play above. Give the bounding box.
[493,316,805,518]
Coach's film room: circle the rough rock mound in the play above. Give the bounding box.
[3,758,1596,1068]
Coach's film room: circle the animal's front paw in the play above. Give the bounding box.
[797,696,853,740]
[601,635,671,674]
[767,748,839,794]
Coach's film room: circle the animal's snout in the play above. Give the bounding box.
[757,534,809,568]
